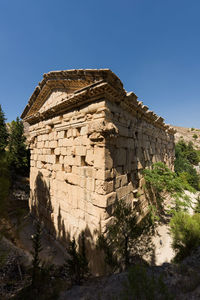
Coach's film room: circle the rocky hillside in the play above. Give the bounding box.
[173,125,200,149]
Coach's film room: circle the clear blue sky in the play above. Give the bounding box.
[0,0,200,128]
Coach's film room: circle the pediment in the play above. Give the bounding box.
[21,69,125,121]
[24,79,93,119]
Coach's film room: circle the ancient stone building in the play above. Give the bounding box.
[21,69,175,246]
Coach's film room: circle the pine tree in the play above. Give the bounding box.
[31,222,42,287]
[98,199,145,270]
[0,104,8,153]
[8,117,29,176]
[65,233,89,285]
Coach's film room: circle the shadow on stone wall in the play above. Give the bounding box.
[30,171,106,275]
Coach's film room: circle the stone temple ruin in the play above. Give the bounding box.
[21,69,175,252]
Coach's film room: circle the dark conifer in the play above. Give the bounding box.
[8,117,29,176]
[0,104,8,153]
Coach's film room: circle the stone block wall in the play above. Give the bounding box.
[29,100,112,242]
[22,70,175,273]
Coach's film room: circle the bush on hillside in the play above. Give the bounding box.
[175,140,200,190]
[97,199,148,270]
[143,162,184,210]
[170,211,200,261]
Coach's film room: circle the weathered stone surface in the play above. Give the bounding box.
[22,69,175,250]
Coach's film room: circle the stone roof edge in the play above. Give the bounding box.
[21,69,175,135]
[121,92,176,135]
[21,69,124,119]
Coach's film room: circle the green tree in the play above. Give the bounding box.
[170,211,200,261]
[0,104,9,153]
[8,117,29,176]
[31,222,42,287]
[65,232,89,285]
[175,140,200,190]
[143,162,184,208]
[98,199,146,270]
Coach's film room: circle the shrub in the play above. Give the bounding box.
[175,140,200,190]
[143,162,184,209]
[31,222,42,287]
[65,232,89,285]
[170,211,200,261]
[97,199,148,270]
[193,134,198,140]
[122,265,173,300]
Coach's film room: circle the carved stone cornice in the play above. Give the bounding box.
[21,69,175,135]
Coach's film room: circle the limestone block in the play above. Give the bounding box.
[94,146,105,168]
[63,138,74,147]
[95,169,113,181]
[116,185,129,200]
[54,148,61,155]
[116,148,126,166]
[52,164,63,171]
[58,139,63,147]
[65,173,79,185]
[67,128,73,138]
[64,165,72,173]
[79,166,95,178]
[59,155,64,164]
[46,149,51,155]
[95,180,114,195]
[92,192,116,208]
[30,160,35,167]
[105,148,113,169]
[49,141,58,148]
[36,161,43,169]
[86,177,95,192]
[72,128,79,137]
[75,146,86,156]
[80,125,88,135]
[57,131,65,139]
[114,175,128,189]
[56,171,66,181]
[48,132,54,141]
[42,169,51,177]
[37,141,44,149]
[46,155,56,164]
[44,141,49,148]
[85,149,94,165]
[59,147,66,156]
[81,136,90,146]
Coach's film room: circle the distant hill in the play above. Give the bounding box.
[172,125,200,149]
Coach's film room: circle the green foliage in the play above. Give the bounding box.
[0,104,9,153]
[194,195,200,213]
[97,199,147,270]
[170,211,200,261]
[193,134,198,140]
[65,232,89,285]
[8,117,29,177]
[175,140,200,190]
[122,265,173,300]
[148,204,160,226]
[191,128,195,131]
[143,162,184,209]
